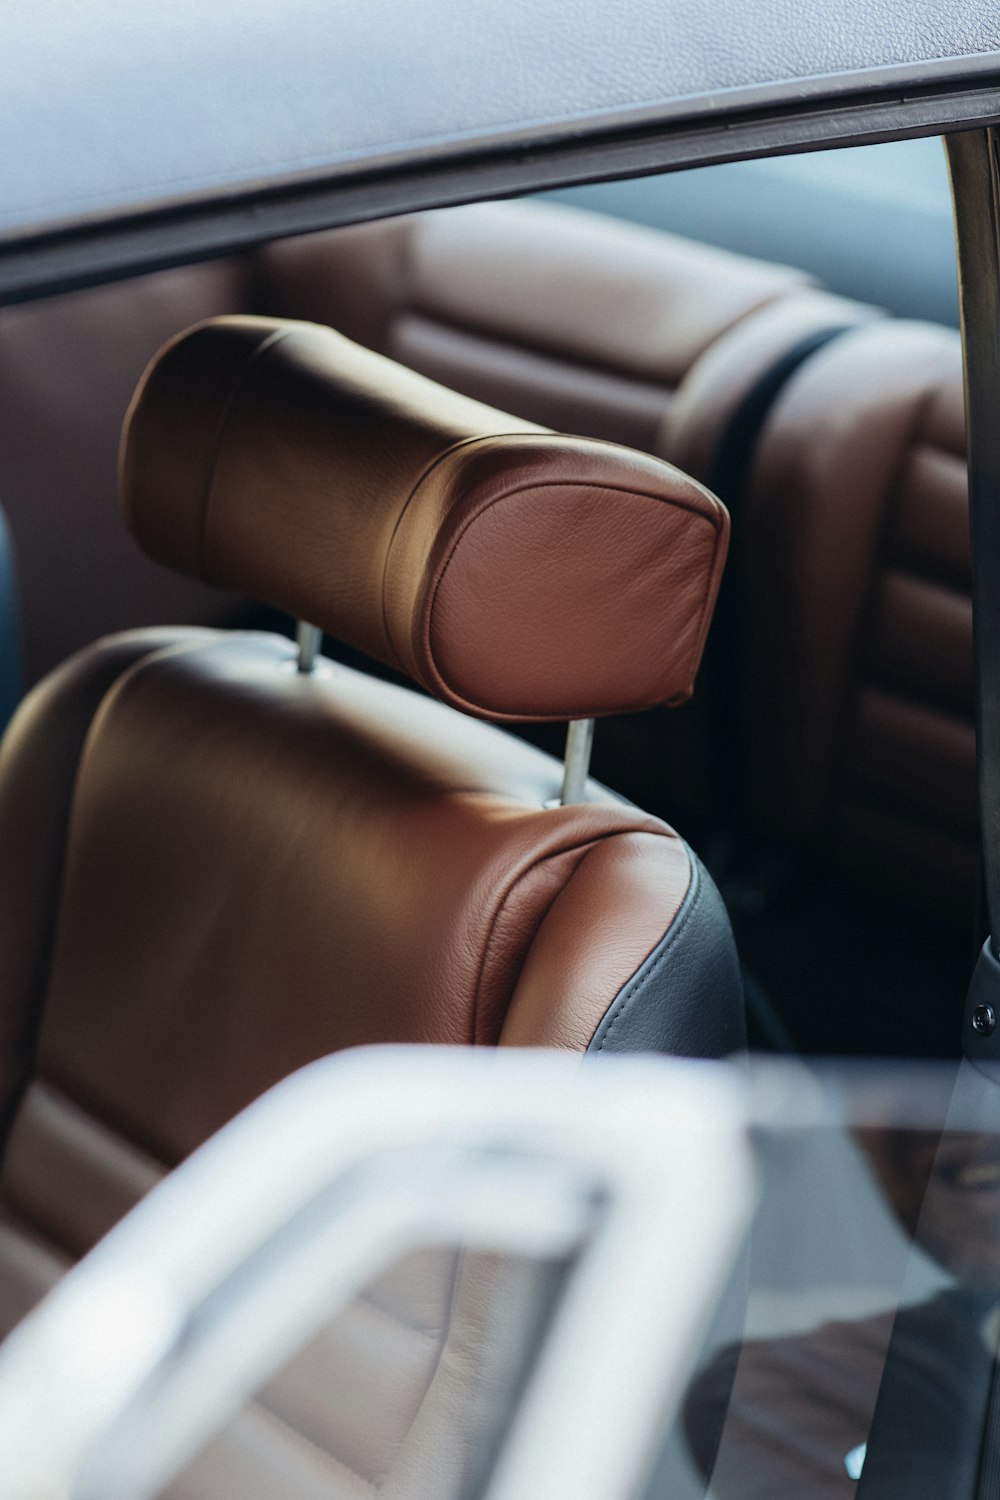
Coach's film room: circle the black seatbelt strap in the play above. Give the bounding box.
[706,323,857,505]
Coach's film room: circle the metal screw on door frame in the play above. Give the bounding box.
[972,1003,997,1037]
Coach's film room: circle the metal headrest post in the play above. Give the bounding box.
[296,621,322,674]
[559,718,595,805]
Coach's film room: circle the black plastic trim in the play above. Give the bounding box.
[946,129,1000,956]
[3,83,1000,308]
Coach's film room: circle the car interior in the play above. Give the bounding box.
[0,136,981,1492]
[0,172,976,1061]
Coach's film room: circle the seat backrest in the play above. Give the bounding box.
[0,263,253,685]
[0,318,743,1348]
[257,199,820,454]
[732,319,973,926]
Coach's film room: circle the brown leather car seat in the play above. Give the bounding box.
[0,318,743,1357]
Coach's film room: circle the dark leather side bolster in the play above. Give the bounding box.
[587,850,745,1058]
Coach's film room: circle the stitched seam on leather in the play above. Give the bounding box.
[249,1398,380,1490]
[592,849,698,1053]
[194,325,293,582]
[0,1200,77,1265]
[472,829,641,1045]
[379,432,512,670]
[1,1076,170,1257]
[252,1255,459,1492]
[878,562,970,606]
[356,1289,441,1339]
[0,631,222,1162]
[30,636,301,1165]
[382,1248,462,1483]
[884,545,970,601]
[396,307,685,392]
[426,478,724,720]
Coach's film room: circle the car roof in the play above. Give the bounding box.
[3,0,1000,304]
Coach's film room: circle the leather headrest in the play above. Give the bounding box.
[121,316,728,723]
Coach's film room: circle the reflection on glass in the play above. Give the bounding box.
[663,1063,1000,1500]
[154,1249,560,1500]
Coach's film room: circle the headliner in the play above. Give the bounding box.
[3,0,1000,302]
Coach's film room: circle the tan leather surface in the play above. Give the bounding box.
[18,632,691,1162]
[867,571,972,716]
[123,317,729,722]
[258,201,814,389]
[501,830,693,1049]
[0,1077,484,1500]
[844,687,977,839]
[738,319,974,924]
[0,200,805,694]
[892,443,970,592]
[740,321,963,835]
[0,627,215,1138]
[0,1209,68,1337]
[0,266,250,684]
[404,202,813,384]
[661,289,883,480]
[389,311,676,453]
[2,1079,161,1260]
[0,625,698,1497]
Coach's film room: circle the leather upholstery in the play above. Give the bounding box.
[0,315,744,1493]
[7,634,733,1155]
[663,289,883,485]
[0,265,252,685]
[736,321,974,924]
[0,628,215,1143]
[0,636,742,1495]
[0,200,820,700]
[258,201,816,457]
[123,317,729,722]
